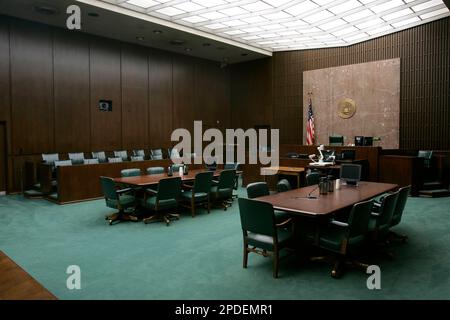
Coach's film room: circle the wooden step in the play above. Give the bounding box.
[419,189,450,198]
[422,181,443,190]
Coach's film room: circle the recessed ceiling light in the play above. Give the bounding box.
[88,12,99,17]
[170,39,185,46]
[185,48,192,52]
[136,36,145,41]
[33,5,58,15]
[202,43,211,47]
[153,30,162,34]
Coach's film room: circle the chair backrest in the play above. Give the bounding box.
[247,182,270,199]
[341,149,356,160]
[217,169,236,190]
[108,157,123,163]
[238,198,276,237]
[306,171,320,186]
[224,162,236,170]
[68,152,85,165]
[418,150,433,168]
[376,191,399,229]
[84,158,99,165]
[42,153,59,165]
[100,176,117,200]
[133,150,145,157]
[151,149,163,160]
[131,156,144,161]
[329,135,344,146]
[391,185,411,226]
[157,177,182,201]
[121,168,141,177]
[114,150,128,161]
[147,167,165,175]
[340,164,362,184]
[172,163,184,172]
[347,199,374,239]
[169,148,181,159]
[277,179,292,192]
[92,151,107,163]
[54,160,72,167]
[194,171,214,194]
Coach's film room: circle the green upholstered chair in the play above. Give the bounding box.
[100,176,138,225]
[42,153,59,165]
[306,171,320,186]
[131,156,144,161]
[150,149,164,160]
[312,199,374,278]
[108,157,123,163]
[84,158,99,165]
[142,177,182,226]
[133,150,145,158]
[121,168,141,177]
[238,198,294,278]
[114,150,128,162]
[210,169,236,210]
[147,167,165,175]
[329,135,344,146]
[224,162,241,191]
[68,152,85,165]
[389,185,410,242]
[277,179,292,192]
[369,191,399,242]
[169,148,181,160]
[92,151,107,163]
[181,171,214,217]
[246,182,290,225]
[418,150,433,169]
[54,160,72,167]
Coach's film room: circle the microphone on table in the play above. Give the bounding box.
[307,185,319,199]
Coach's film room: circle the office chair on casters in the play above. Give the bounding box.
[311,199,374,278]
[100,176,138,225]
[180,171,214,217]
[142,177,182,226]
[277,179,292,193]
[238,198,294,278]
[306,171,320,186]
[210,169,236,210]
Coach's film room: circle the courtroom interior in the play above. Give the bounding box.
[0,0,449,300]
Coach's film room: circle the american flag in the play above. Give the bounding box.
[306,97,315,145]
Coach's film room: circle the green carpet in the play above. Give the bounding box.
[1,185,450,300]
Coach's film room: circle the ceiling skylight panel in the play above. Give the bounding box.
[156,7,186,16]
[219,7,249,16]
[332,25,359,36]
[420,7,449,19]
[282,20,308,27]
[343,9,374,22]
[126,0,159,8]
[382,8,414,21]
[366,25,393,35]
[182,15,208,23]
[224,29,246,35]
[303,10,335,23]
[262,24,284,30]
[344,33,368,42]
[411,0,443,12]
[263,11,293,20]
[318,18,347,31]
[241,35,261,40]
[355,17,384,29]
[262,0,294,7]
[391,16,421,28]
[222,20,248,27]
[242,27,265,33]
[193,0,227,7]
[241,16,269,23]
[259,33,279,38]
[328,0,362,14]
[283,1,319,15]
[173,2,205,12]
[278,30,299,36]
[370,0,404,14]
[204,23,227,29]
[241,1,274,12]
[200,11,227,20]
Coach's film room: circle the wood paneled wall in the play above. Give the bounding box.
[0,16,230,192]
[272,17,450,149]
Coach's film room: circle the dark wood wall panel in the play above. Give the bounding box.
[173,55,195,134]
[272,17,450,149]
[121,44,149,149]
[53,30,90,152]
[0,19,10,154]
[195,60,231,132]
[230,58,272,130]
[148,50,173,148]
[89,37,122,151]
[10,19,54,155]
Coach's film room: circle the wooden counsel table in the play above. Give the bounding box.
[0,251,57,300]
[260,166,305,188]
[114,169,242,186]
[255,181,398,217]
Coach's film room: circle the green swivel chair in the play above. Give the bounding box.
[305,171,320,186]
[100,176,138,225]
[210,169,236,210]
[142,177,182,226]
[238,198,294,278]
[121,168,141,177]
[418,150,433,169]
[368,191,399,243]
[246,182,291,226]
[150,149,164,160]
[68,152,85,165]
[277,179,292,192]
[92,151,107,163]
[147,167,165,175]
[388,185,411,242]
[114,150,129,162]
[181,171,214,217]
[312,199,374,278]
[133,149,145,159]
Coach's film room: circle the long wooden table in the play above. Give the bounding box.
[114,169,242,187]
[0,251,57,300]
[255,181,398,217]
[260,166,305,188]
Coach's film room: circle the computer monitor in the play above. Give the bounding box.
[341,150,356,160]
[340,164,362,186]
[364,136,373,146]
[354,136,364,146]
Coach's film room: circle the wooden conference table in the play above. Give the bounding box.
[260,166,305,188]
[255,181,398,217]
[114,168,242,186]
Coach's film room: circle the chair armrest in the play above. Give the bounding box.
[330,220,349,228]
[116,188,133,195]
[212,180,219,185]
[183,184,194,190]
[276,218,292,228]
[145,188,158,195]
[373,201,381,207]
[371,212,380,217]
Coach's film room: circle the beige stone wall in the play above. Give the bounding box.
[303,58,400,149]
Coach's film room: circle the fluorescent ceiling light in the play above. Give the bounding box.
[92,0,450,52]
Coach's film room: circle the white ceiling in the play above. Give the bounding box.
[89,0,450,52]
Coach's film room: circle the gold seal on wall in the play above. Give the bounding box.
[338,98,356,119]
